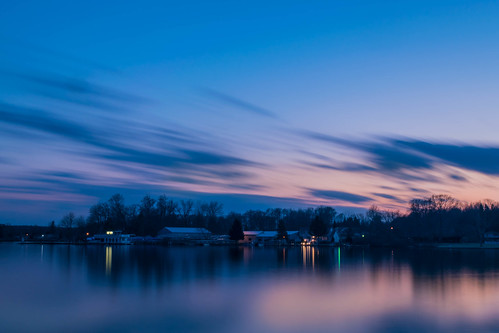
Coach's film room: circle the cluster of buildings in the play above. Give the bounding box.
[87,227,335,246]
[156,227,305,245]
[241,230,301,245]
[87,228,499,247]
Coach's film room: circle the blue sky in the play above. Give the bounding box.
[2,0,499,224]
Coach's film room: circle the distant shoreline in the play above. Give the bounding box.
[10,241,499,249]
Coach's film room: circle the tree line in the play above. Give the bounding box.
[66,194,338,238]
[8,193,499,245]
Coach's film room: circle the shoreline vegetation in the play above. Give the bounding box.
[3,193,499,248]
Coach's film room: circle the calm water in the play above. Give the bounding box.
[2,244,499,332]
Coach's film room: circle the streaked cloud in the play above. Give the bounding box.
[396,140,499,175]
[200,87,278,119]
[371,193,406,204]
[0,103,94,142]
[302,130,499,177]
[308,189,373,204]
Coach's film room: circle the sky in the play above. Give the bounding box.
[2,0,499,224]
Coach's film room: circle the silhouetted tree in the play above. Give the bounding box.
[367,205,383,224]
[315,206,336,226]
[277,219,287,240]
[87,202,110,233]
[180,199,194,225]
[165,199,178,216]
[126,204,139,222]
[60,212,75,242]
[75,216,85,228]
[157,195,168,221]
[140,195,156,216]
[108,194,126,230]
[205,201,224,217]
[137,195,159,235]
[228,218,244,243]
[268,208,283,229]
[48,220,56,234]
[309,216,328,237]
[60,212,75,229]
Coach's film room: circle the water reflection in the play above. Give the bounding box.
[105,246,112,276]
[2,244,499,332]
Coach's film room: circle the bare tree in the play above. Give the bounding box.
[157,195,168,219]
[430,194,460,211]
[180,199,194,224]
[366,205,383,224]
[108,193,126,230]
[88,202,110,225]
[205,201,224,217]
[166,199,178,216]
[126,204,139,221]
[75,216,86,228]
[60,212,76,242]
[139,194,156,217]
[60,212,75,229]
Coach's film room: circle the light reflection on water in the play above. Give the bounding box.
[105,246,112,276]
[2,244,499,332]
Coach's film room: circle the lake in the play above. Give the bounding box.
[2,243,499,332]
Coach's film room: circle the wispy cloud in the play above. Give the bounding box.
[371,192,406,204]
[0,98,257,183]
[301,130,499,177]
[396,140,499,175]
[305,161,376,172]
[200,87,278,118]
[448,173,467,182]
[0,103,95,142]
[308,189,373,204]
[4,71,148,113]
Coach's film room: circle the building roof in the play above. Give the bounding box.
[244,230,300,238]
[161,227,211,234]
[258,231,278,238]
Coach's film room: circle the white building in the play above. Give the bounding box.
[90,231,133,245]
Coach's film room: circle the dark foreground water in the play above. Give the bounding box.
[2,244,499,333]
